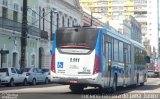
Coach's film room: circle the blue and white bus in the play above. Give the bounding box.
[51,27,150,93]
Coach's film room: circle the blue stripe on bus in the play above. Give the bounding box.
[52,32,57,54]
[95,28,106,72]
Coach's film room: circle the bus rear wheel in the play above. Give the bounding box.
[69,84,84,93]
[110,75,117,93]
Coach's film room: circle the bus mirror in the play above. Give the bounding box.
[145,56,150,63]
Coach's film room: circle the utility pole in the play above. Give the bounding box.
[50,10,53,40]
[39,7,41,30]
[91,12,93,26]
[21,0,27,68]
[57,13,59,29]
[43,8,45,31]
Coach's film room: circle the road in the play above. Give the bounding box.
[0,78,160,99]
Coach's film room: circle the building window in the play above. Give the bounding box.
[62,16,65,27]
[1,53,7,67]
[14,3,18,11]
[3,0,8,6]
[12,52,18,67]
[13,11,18,21]
[32,10,37,26]
[72,21,74,27]
[68,18,69,27]
[31,54,35,66]
[2,7,8,18]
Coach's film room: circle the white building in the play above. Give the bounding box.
[108,16,141,43]
[39,0,82,68]
[147,0,159,58]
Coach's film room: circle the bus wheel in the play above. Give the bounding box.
[110,76,117,93]
[69,84,84,93]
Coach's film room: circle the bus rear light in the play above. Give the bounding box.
[51,54,56,73]
[93,55,100,74]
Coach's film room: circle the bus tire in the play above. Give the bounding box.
[110,75,117,93]
[69,84,84,93]
[136,74,139,86]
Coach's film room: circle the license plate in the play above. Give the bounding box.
[69,80,78,83]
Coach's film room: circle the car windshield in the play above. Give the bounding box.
[0,68,8,72]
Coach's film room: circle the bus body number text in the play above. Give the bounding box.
[70,58,80,62]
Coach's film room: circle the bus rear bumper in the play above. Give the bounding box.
[52,74,101,86]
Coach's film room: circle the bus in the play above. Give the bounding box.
[51,26,150,93]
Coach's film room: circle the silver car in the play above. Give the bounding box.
[42,68,54,82]
[21,67,49,85]
[0,68,28,87]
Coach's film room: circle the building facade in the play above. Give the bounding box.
[80,0,157,57]
[39,0,82,68]
[108,16,141,43]
[0,0,40,68]
[0,0,82,69]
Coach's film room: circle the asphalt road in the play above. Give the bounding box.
[0,78,160,99]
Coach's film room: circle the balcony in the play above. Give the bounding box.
[0,17,40,37]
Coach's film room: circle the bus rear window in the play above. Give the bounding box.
[56,28,99,50]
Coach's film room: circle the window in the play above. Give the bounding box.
[68,18,70,27]
[14,3,18,11]
[62,16,65,27]
[119,41,123,62]
[31,54,35,66]
[113,39,118,61]
[128,45,131,63]
[12,52,18,67]
[2,53,7,64]
[3,0,8,6]
[2,7,8,18]
[32,10,37,26]
[13,11,18,21]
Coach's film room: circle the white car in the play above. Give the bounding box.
[0,68,28,87]
[21,68,49,85]
[42,68,54,82]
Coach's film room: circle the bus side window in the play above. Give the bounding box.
[102,35,105,55]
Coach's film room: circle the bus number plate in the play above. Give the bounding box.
[69,80,78,83]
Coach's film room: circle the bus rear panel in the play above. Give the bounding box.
[51,27,102,86]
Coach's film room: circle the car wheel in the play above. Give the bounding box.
[23,79,28,86]
[32,78,36,85]
[9,79,15,87]
[45,78,49,84]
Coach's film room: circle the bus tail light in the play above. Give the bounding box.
[51,54,56,73]
[93,55,100,74]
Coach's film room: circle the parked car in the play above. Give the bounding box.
[20,67,49,85]
[0,67,28,87]
[42,68,53,82]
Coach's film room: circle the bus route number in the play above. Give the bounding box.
[70,58,80,62]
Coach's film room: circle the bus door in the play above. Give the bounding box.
[124,48,128,85]
[104,42,112,87]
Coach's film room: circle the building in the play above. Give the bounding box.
[0,0,82,69]
[147,0,159,58]
[82,8,105,26]
[80,0,158,57]
[39,0,82,68]
[0,0,40,68]
[109,16,141,43]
